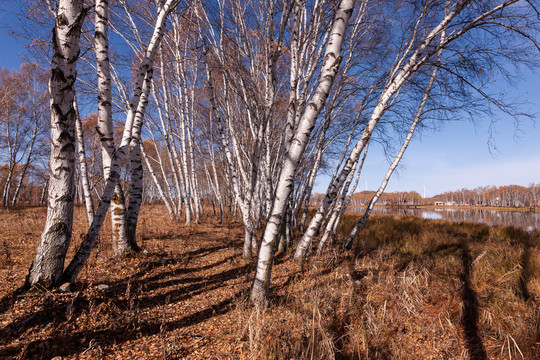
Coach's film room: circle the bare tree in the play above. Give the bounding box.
[0,63,49,207]
[62,0,179,284]
[251,0,356,306]
[25,0,88,288]
[295,0,540,261]
[74,96,94,224]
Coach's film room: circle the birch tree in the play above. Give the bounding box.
[0,63,49,207]
[251,0,355,306]
[343,23,446,249]
[196,0,292,258]
[62,0,178,284]
[294,0,538,261]
[93,0,136,255]
[74,96,94,224]
[25,0,88,288]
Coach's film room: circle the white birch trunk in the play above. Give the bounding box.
[2,125,15,206]
[140,140,176,217]
[317,141,367,253]
[207,139,224,223]
[344,26,445,250]
[250,0,355,306]
[74,96,94,224]
[40,178,48,206]
[203,58,256,258]
[294,109,362,259]
[95,0,134,255]
[155,50,182,217]
[61,0,176,284]
[180,57,201,223]
[296,0,468,258]
[328,142,367,242]
[148,74,181,217]
[125,80,148,250]
[147,124,178,217]
[316,160,358,252]
[26,0,87,288]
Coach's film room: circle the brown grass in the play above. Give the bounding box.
[0,206,538,359]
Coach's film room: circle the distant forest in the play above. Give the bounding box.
[311,184,539,208]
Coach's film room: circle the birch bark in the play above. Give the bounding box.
[295,0,474,258]
[344,22,445,249]
[74,96,94,224]
[26,0,87,288]
[125,71,151,249]
[62,0,177,284]
[250,0,355,306]
[95,0,135,255]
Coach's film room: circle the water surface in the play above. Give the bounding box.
[348,206,539,230]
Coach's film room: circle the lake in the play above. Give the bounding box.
[348,206,540,231]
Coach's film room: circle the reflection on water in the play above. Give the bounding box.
[349,206,540,230]
[422,211,443,220]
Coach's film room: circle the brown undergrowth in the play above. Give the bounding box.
[0,206,538,359]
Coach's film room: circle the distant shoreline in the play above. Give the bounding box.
[348,204,539,212]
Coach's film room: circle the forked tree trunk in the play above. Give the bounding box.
[250,0,355,306]
[25,0,87,289]
[95,0,133,255]
[62,0,176,284]
[125,75,150,249]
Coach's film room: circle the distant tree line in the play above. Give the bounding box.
[312,184,539,208]
[436,184,539,208]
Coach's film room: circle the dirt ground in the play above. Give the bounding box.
[0,205,538,359]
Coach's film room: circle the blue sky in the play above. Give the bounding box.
[1,15,538,198]
[349,70,540,197]
[0,31,25,70]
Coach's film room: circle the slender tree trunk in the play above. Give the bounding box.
[40,178,49,206]
[2,164,13,207]
[62,0,176,284]
[317,144,366,253]
[25,0,87,289]
[344,38,443,248]
[11,119,39,206]
[202,46,257,259]
[74,96,94,224]
[95,0,133,255]
[298,0,473,255]
[2,124,15,207]
[125,75,150,250]
[140,140,176,218]
[155,47,183,217]
[250,0,355,306]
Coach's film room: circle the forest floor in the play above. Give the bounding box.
[0,205,538,359]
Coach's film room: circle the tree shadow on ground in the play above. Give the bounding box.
[0,286,24,315]
[0,290,244,359]
[0,241,253,359]
[348,226,489,359]
[0,244,232,318]
[518,229,540,302]
[459,240,488,360]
